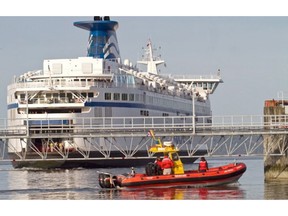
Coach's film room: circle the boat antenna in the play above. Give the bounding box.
[137,39,165,74]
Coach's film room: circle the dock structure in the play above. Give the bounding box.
[1,114,288,176]
[264,95,288,180]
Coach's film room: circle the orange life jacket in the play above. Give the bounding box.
[199,161,208,171]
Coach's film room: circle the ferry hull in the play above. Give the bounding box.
[8,150,206,169]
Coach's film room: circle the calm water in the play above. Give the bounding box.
[0,158,287,200]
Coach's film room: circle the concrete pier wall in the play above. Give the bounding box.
[264,104,288,180]
[264,134,288,179]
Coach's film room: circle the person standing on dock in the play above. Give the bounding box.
[161,154,174,175]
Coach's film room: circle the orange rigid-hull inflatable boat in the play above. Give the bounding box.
[99,162,246,189]
[98,131,247,189]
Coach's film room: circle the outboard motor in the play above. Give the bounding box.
[98,173,117,188]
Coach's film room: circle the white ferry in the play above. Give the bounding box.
[7,17,222,168]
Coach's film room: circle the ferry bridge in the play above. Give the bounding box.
[0,115,287,163]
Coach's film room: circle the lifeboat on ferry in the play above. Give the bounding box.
[98,131,246,189]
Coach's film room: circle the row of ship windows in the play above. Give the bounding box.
[104,92,136,101]
[104,92,210,114]
[140,110,170,117]
[103,92,192,111]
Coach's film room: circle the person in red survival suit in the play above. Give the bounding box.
[198,157,208,172]
[161,154,174,175]
[154,156,162,167]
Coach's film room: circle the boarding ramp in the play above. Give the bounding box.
[0,115,288,163]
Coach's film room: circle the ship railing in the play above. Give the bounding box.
[9,80,93,90]
[9,74,118,91]
[20,97,85,105]
[2,115,288,136]
[167,74,222,80]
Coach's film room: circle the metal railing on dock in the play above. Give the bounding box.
[1,115,288,164]
[1,115,288,137]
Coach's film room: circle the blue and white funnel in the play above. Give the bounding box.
[74,16,120,60]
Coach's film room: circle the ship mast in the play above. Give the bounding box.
[137,39,165,74]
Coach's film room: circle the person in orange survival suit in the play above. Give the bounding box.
[198,157,208,172]
[161,154,174,175]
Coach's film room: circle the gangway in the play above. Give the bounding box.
[1,115,288,167]
[0,115,288,161]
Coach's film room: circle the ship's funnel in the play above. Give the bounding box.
[74,17,120,60]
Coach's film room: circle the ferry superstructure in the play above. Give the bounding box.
[7,16,222,168]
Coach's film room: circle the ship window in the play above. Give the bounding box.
[207,83,212,89]
[66,93,72,102]
[122,93,128,101]
[104,93,112,100]
[81,93,87,98]
[135,94,139,101]
[203,83,207,90]
[60,93,65,98]
[122,76,127,84]
[88,92,94,98]
[129,94,134,101]
[140,110,149,116]
[172,153,179,161]
[114,93,120,101]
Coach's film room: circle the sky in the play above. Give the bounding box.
[1,1,288,119]
[2,15,288,119]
